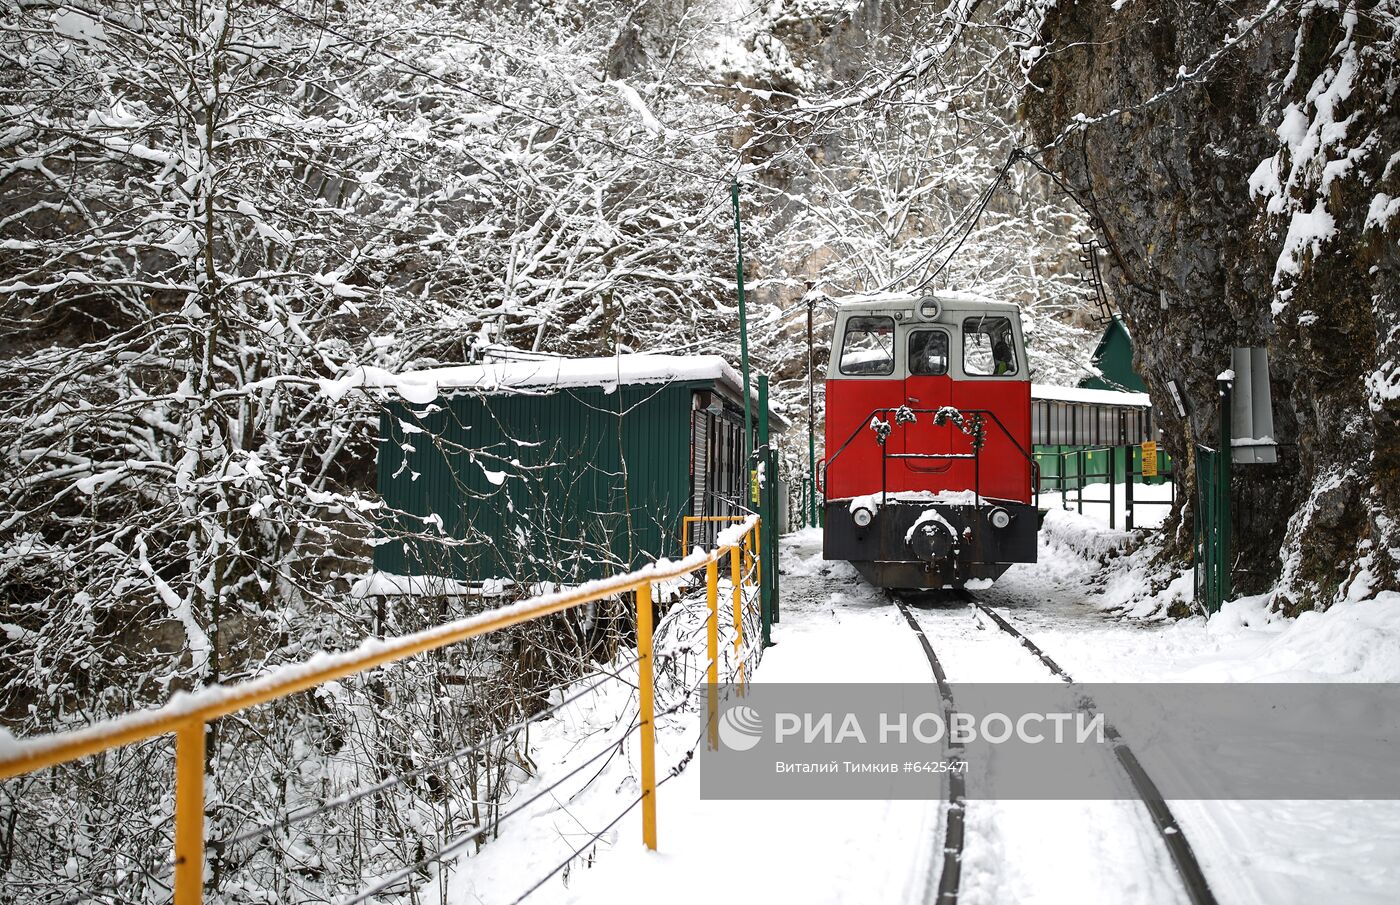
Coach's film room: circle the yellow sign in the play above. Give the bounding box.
[750,469,760,505]
[1141,441,1158,478]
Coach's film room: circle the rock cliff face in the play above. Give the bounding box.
[1022,1,1400,610]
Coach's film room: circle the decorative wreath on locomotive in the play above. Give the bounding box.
[822,291,1038,589]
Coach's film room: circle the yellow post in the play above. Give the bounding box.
[730,544,746,689]
[706,557,719,750]
[754,522,762,587]
[636,583,658,851]
[174,719,205,905]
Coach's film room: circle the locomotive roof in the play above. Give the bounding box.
[831,290,1019,314]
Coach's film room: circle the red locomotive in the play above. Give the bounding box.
[822,292,1037,589]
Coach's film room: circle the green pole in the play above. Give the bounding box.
[807,294,819,527]
[1218,375,1233,608]
[758,375,773,643]
[732,182,755,501]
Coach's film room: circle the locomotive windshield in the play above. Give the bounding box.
[909,330,949,376]
[962,316,1018,376]
[839,315,896,375]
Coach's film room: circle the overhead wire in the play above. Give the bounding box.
[903,147,1023,292]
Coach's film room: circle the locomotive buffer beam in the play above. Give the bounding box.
[824,498,1036,590]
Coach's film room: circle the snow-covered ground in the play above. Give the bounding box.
[1038,478,1176,530]
[446,512,1400,905]
[450,551,944,905]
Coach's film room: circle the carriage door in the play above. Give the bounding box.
[904,327,953,476]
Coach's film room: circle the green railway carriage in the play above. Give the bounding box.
[1031,382,1171,489]
[373,354,773,586]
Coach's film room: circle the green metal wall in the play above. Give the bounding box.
[1034,444,1174,490]
[375,382,703,584]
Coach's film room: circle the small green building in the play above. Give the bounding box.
[373,354,772,586]
[1078,316,1146,393]
[1030,315,1172,499]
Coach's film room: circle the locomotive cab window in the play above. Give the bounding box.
[962,316,1018,377]
[908,329,949,376]
[840,315,896,376]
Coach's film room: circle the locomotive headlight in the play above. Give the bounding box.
[852,507,874,528]
[989,507,1012,530]
[917,297,941,320]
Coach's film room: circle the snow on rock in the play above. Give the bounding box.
[1273,200,1336,284]
[1256,7,1363,303]
[1365,357,1400,410]
[1363,191,1399,233]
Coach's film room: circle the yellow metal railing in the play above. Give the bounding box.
[682,513,761,587]
[682,514,761,689]
[0,515,761,905]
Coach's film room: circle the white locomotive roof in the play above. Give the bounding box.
[832,289,1017,313]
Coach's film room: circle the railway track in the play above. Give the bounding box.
[891,593,964,905]
[893,589,1219,905]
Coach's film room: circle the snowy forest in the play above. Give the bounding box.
[1,0,1397,903]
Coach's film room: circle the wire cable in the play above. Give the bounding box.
[908,147,1022,292]
[333,580,730,904]
[335,722,637,905]
[210,655,641,855]
[505,692,716,904]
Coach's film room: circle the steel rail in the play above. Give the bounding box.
[892,595,965,905]
[968,598,1219,905]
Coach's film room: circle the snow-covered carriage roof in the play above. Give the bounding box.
[325,353,764,409]
[1031,383,1152,408]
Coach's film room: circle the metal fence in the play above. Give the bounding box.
[0,516,763,905]
[1034,444,1176,530]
